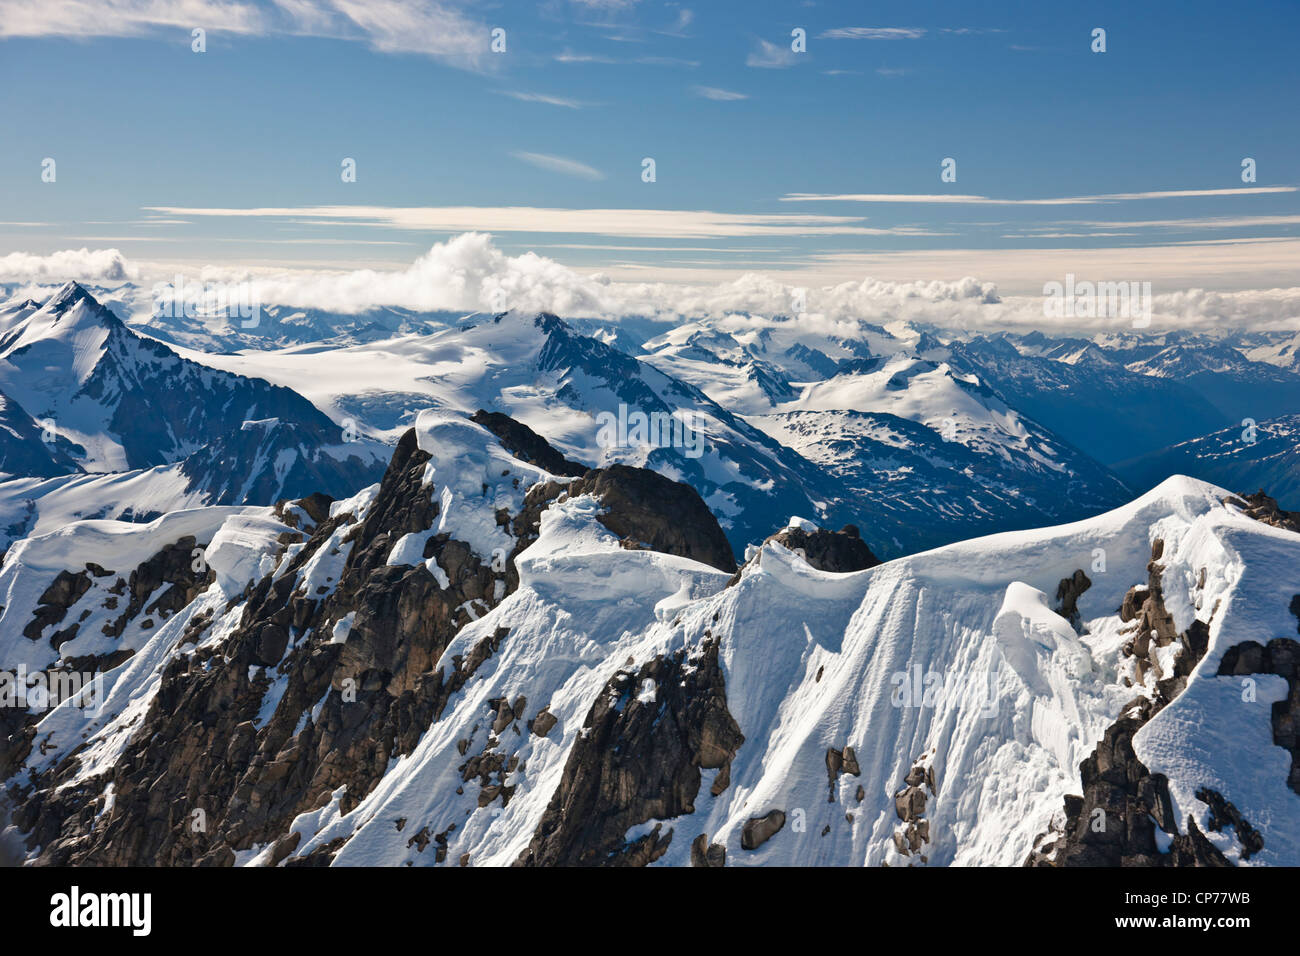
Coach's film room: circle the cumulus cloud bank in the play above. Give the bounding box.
[0,247,140,282]
[4,234,1300,332]
[212,233,1007,324]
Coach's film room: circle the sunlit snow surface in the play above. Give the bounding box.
[286,461,1300,866]
[4,401,1299,866]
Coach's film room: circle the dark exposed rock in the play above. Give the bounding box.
[1027,555,1255,867]
[1054,569,1091,630]
[1197,787,1263,859]
[471,409,589,478]
[524,464,737,573]
[690,832,727,867]
[1025,698,1230,867]
[517,636,744,866]
[891,753,937,863]
[740,810,785,851]
[529,708,558,738]
[767,524,880,574]
[296,492,335,528]
[13,428,510,866]
[10,412,755,868]
[1217,634,1300,796]
[1224,490,1300,533]
[101,536,213,640]
[824,745,861,802]
[618,823,675,866]
[22,570,91,642]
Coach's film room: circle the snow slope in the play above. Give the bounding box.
[168,310,842,557]
[5,398,1297,867]
[0,505,261,673]
[266,471,1299,867]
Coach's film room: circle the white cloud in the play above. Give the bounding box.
[204,235,1300,331]
[746,39,796,68]
[661,7,692,35]
[818,27,925,40]
[311,0,487,66]
[781,187,1298,205]
[692,85,748,101]
[0,247,139,281]
[141,204,911,237]
[0,0,268,37]
[510,152,606,181]
[1055,214,1300,230]
[11,234,1300,333]
[553,50,617,63]
[170,234,1010,320]
[502,91,587,108]
[1,0,491,68]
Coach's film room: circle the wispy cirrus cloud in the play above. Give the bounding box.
[501,90,588,108]
[138,204,934,238]
[818,27,925,40]
[1052,214,1300,231]
[654,6,693,37]
[0,0,493,69]
[780,186,1298,205]
[746,38,797,68]
[0,0,268,37]
[554,49,618,63]
[692,85,747,101]
[510,152,606,181]
[321,0,487,65]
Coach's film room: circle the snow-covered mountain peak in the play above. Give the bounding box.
[1,280,115,361]
[43,280,96,313]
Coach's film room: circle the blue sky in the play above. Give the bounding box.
[2,0,1298,291]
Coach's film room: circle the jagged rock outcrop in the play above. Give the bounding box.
[824,745,861,801]
[523,465,737,574]
[21,570,92,643]
[1026,541,1237,866]
[1217,635,1300,796]
[13,429,468,865]
[690,832,727,867]
[517,636,744,866]
[768,524,880,573]
[891,752,937,864]
[1054,569,1091,631]
[9,413,745,867]
[2,535,222,781]
[470,409,589,478]
[740,809,786,851]
[1225,490,1300,533]
[101,536,213,640]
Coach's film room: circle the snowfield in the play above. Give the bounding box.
[2,287,1299,867]
[196,424,1295,867]
[5,400,1298,865]
[265,465,1299,867]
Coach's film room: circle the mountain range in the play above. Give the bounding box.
[1,280,1299,867]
